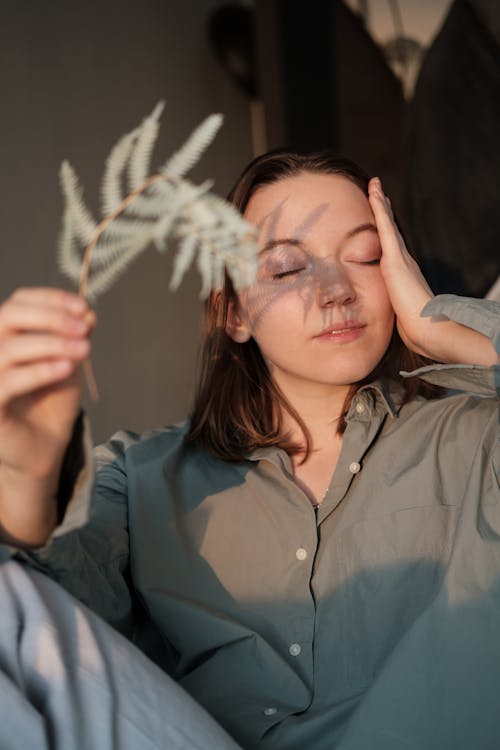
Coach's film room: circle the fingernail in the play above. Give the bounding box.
[83,310,97,328]
[67,295,86,314]
[69,317,88,333]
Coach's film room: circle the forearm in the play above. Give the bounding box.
[0,287,95,547]
[413,295,500,367]
[0,463,61,547]
[368,180,500,369]
[419,316,499,366]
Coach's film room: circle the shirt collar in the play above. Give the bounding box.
[354,377,404,419]
[246,444,292,468]
[245,377,403,463]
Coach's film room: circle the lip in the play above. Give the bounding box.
[314,321,366,343]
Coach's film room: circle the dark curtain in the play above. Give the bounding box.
[407,0,500,296]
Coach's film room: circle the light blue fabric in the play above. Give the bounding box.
[0,561,240,750]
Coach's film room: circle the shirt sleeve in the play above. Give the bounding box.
[400,295,500,395]
[0,416,138,637]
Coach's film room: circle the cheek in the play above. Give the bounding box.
[242,279,314,333]
[358,273,393,319]
[379,289,395,329]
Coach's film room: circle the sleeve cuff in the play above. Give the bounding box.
[401,295,500,395]
[0,414,95,566]
[420,294,500,354]
[52,412,94,539]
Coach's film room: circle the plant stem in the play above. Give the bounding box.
[78,173,169,298]
[78,173,171,402]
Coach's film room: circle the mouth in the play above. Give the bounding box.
[314,322,366,343]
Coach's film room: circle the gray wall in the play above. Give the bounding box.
[1,0,253,442]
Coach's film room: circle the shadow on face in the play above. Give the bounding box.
[240,194,374,334]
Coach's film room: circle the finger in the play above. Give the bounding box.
[10,287,88,314]
[368,178,395,225]
[0,334,91,369]
[0,359,77,408]
[368,178,406,257]
[0,299,96,338]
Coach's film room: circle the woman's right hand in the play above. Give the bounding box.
[0,287,95,484]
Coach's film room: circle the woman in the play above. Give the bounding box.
[0,151,499,749]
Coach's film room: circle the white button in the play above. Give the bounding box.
[349,461,361,474]
[289,643,302,656]
[296,547,307,561]
[355,402,365,414]
[263,707,278,716]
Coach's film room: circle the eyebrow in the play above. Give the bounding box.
[259,238,304,255]
[343,223,378,240]
[259,223,378,254]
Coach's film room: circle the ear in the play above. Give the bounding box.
[225,300,252,343]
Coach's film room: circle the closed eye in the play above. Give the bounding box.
[358,258,381,266]
[272,268,305,280]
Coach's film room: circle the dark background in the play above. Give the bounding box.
[1,0,498,441]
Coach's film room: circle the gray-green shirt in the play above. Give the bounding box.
[3,295,500,749]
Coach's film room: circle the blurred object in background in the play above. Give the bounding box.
[344,0,451,100]
[251,0,408,220]
[383,34,423,101]
[209,1,266,156]
[485,275,500,302]
[212,1,498,299]
[407,0,500,297]
[214,1,458,246]
[209,1,257,99]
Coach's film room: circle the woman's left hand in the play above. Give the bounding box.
[368,177,498,366]
[367,177,437,359]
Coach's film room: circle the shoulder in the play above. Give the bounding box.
[402,389,497,423]
[94,419,198,472]
[398,390,497,436]
[391,391,498,472]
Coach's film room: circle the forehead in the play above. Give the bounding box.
[244,172,371,236]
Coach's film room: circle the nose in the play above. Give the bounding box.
[315,259,356,307]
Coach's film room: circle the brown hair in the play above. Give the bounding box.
[187,149,440,462]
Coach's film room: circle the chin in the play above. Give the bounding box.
[318,357,384,385]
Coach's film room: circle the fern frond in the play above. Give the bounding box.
[58,162,97,283]
[160,114,223,178]
[210,251,225,293]
[59,161,97,243]
[169,233,198,291]
[85,230,156,300]
[196,245,214,300]
[122,183,175,218]
[153,179,213,251]
[127,101,165,191]
[100,127,140,215]
[57,211,85,284]
[86,223,156,270]
[97,216,155,242]
[58,104,258,304]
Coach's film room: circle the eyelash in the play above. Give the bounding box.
[272,268,305,280]
[270,258,380,279]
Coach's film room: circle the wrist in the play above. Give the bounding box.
[0,465,59,547]
[420,319,498,366]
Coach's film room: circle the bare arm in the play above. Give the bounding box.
[0,288,95,546]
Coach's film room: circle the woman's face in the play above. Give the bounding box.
[228,171,395,392]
